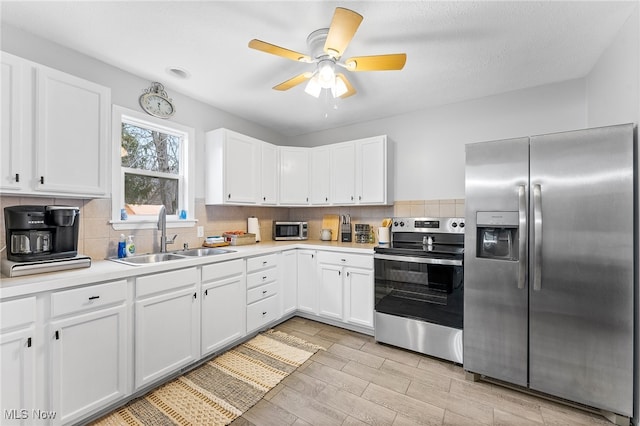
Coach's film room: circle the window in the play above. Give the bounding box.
[111,106,195,229]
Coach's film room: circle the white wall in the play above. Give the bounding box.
[0,24,288,200]
[586,6,639,128]
[294,79,587,201]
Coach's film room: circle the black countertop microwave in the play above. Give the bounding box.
[273,221,308,240]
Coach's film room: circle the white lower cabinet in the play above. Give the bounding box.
[135,268,200,390]
[201,260,246,356]
[0,297,36,426]
[316,251,374,329]
[280,250,297,315]
[246,253,281,332]
[296,250,317,314]
[49,280,128,426]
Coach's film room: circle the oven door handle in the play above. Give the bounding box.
[374,253,462,266]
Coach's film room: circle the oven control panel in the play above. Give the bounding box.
[392,217,465,233]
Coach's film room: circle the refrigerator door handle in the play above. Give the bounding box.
[533,184,542,291]
[518,185,527,289]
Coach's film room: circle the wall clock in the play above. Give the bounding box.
[139,82,175,119]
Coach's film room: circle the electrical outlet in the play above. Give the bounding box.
[197,226,204,238]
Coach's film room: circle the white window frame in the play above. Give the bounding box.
[110,105,195,230]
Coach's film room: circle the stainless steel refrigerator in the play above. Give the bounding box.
[464,123,635,421]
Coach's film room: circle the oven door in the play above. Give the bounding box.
[374,253,463,329]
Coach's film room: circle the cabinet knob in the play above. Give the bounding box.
[359,195,362,201]
[263,196,266,201]
[204,289,208,296]
[262,276,267,280]
[338,270,341,276]
[351,196,354,201]
[193,292,197,299]
[325,197,328,202]
[228,193,231,199]
[262,290,267,294]
[262,311,267,316]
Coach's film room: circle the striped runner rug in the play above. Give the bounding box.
[91,330,323,426]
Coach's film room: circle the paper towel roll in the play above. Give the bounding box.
[248,217,261,242]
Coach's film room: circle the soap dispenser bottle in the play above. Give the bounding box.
[117,234,126,258]
[125,235,136,257]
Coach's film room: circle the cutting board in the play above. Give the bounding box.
[322,214,340,241]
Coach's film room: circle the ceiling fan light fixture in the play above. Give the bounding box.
[332,76,348,98]
[317,60,336,89]
[304,74,322,98]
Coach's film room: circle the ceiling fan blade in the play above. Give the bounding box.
[344,54,407,71]
[273,72,313,91]
[324,7,363,58]
[249,39,311,63]
[335,73,356,98]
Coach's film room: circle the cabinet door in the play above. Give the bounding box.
[297,250,317,314]
[0,328,35,426]
[331,142,356,204]
[281,250,298,315]
[344,267,374,328]
[50,305,127,426]
[279,147,309,205]
[135,287,199,390]
[1,52,27,191]
[34,65,110,196]
[357,136,387,204]
[261,142,278,205]
[224,132,259,204]
[318,264,344,320]
[310,147,331,205]
[201,275,245,356]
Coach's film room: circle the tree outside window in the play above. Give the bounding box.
[121,122,183,216]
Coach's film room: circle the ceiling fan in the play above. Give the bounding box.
[248,7,407,99]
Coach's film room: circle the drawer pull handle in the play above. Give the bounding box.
[262,311,267,316]
[341,259,346,262]
[262,290,267,294]
[262,261,268,265]
[55,330,60,340]
[27,337,32,348]
[40,176,44,184]
[88,296,100,300]
[204,289,208,296]
[193,292,197,300]
[15,173,19,182]
[262,276,267,280]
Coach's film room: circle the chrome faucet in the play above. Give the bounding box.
[158,205,177,252]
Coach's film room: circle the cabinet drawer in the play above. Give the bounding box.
[1,296,36,331]
[247,282,277,304]
[202,259,244,282]
[246,253,279,272]
[51,280,127,317]
[246,295,279,333]
[137,267,198,298]
[247,267,278,289]
[316,251,373,269]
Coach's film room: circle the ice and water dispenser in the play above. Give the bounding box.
[476,211,519,261]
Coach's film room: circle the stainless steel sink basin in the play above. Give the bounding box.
[174,247,235,257]
[108,252,187,266]
[108,247,235,266]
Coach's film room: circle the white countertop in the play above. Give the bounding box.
[0,240,376,300]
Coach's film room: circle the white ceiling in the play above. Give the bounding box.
[1,1,636,136]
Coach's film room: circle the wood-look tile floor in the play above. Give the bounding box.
[231,316,614,426]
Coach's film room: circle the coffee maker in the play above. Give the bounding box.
[5,205,80,262]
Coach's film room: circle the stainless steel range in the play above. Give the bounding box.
[374,217,464,363]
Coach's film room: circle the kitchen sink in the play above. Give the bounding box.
[108,247,235,266]
[173,247,235,257]
[109,253,187,265]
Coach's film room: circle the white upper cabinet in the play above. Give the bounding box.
[310,146,331,205]
[205,128,260,205]
[279,146,310,205]
[260,142,278,205]
[1,52,111,197]
[356,135,389,204]
[1,52,26,192]
[330,142,357,204]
